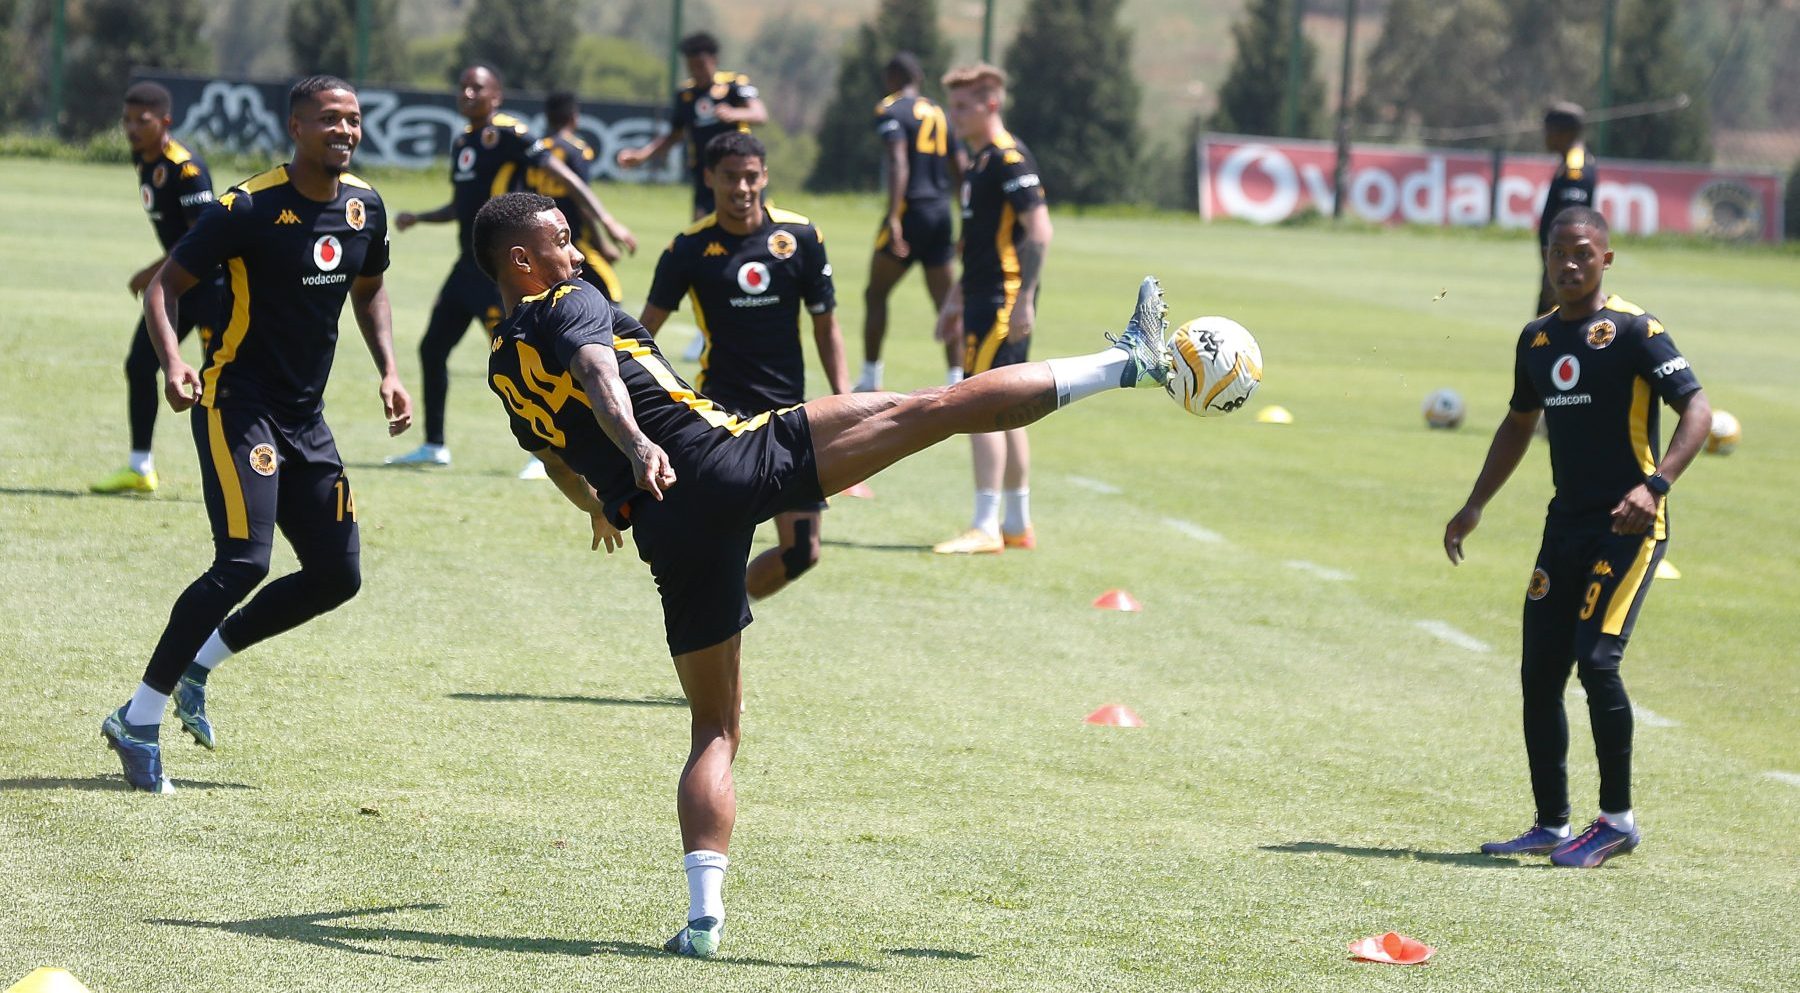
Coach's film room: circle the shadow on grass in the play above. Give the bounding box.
[448,692,686,708]
[0,486,202,504]
[886,947,980,960]
[342,461,530,480]
[1262,841,1526,869]
[151,904,878,969]
[821,538,935,554]
[0,775,256,792]
[0,486,86,499]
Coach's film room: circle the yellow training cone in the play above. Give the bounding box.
[1256,405,1294,424]
[1655,560,1680,580]
[5,969,94,993]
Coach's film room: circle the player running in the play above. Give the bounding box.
[387,64,629,468]
[616,31,768,222]
[1534,103,1598,315]
[102,76,414,793]
[473,190,1177,956]
[639,132,849,599]
[932,64,1052,554]
[855,52,961,393]
[93,82,221,494]
[1445,207,1711,867]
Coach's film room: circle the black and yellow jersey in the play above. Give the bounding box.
[489,280,792,527]
[527,130,621,299]
[645,206,835,412]
[451,112,547,256]
[672,70,758,181]
[1509,295,1700,536]
[873,92,953,203]
[169,165,390,418]
[959,131,1045,297]
[1538,144,1598,244]
[138,138,214,251]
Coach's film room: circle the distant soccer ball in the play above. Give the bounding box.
[1422,388,1465,429]
[1166,316,1262,417]
[1706,409,1740,455]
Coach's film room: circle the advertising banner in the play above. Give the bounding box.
[1199,132,1783,241]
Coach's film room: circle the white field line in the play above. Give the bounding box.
[1413,620,1492,653]
[1067,475,1123,495]
[1284,559,1353,582]
[1633,705,1679,728]
[1762,771,1800,787]
[1161,517,1226,544]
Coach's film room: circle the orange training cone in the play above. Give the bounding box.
[1084,704,1145,727]
[1348,931,1435,965]
[839,481,875,499]
[1092,589,1142,612]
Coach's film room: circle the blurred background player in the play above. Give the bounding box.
[616,32,767,223]
[1445,207,1710,868]
[932,64,1052,555]
[856,52,960,393]
[387,64,619,469]
[93,81,220,494]
[473,189,1176,954]
[639,132,848,599]
[102,76,413,793]
[1535,103,1598,315]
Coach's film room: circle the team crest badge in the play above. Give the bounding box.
[314,235,343,271]
[152,163,168,188]
[248,444,278,477]
[1585,319,1616,349]
[346,197,366,231]
[481,126,499,149]
[767,230,797,260]
[1527,568,1550,601]
[737,261,771,295]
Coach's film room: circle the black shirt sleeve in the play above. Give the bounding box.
[175,159,214,227]
[169,189,254,279]
[360,197,391,277]
[1630,315,1701,404]
[645,241,691,313]
[546,282,619,368]
[997,149,1046,211]
[1509,328,1542,412]
[874,103,904,143]
[798,224,835,315]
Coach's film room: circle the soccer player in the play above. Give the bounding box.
[615,32,767,222]
[931,64,1052,555]
[92,82,220,494]
[529,90,633,305]
[101,76,414,793]
[1445,207,1710,867]
[1535,103,1598,315]
[639,132,848,600]
[387,64,628,468]
[855,52,960,393]
[473,191,1175,955]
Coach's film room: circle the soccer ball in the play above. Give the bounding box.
[1166,316,1262,417]
[1706,409,1740,455]
[1422,388,1465,429]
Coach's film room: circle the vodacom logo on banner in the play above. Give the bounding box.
[1198,133,1784,242]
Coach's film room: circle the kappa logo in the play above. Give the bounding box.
[1592,561,1614,578]
[737,261,771,295]
[314,235,343,271]
[248,443,278,477]
[1531,331,1550,348]
[1646,318,1666,337]
[767,229,797,260]
[702,241,726,257]
[275,209,302,225]
[346,197,365,231]
[1527,568,1550,601]
[1586,319,1616,349]
[180,162,201,180]
[1551,354,1581,391]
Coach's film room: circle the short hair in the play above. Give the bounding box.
[703,130,766,170]
[473,192,558,282]
[1549,206,1609,240]
[290,75,355,115]
[545,90,578,129]
[1544,101,1585,132]
[463,62,504,88]
[886,52,923,85]
[943,62,1006,95]
[678,32,720,57]
[123,81,172,118]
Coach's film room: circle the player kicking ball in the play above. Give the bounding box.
[1445,207,1711,867]
[473,191,1198,957]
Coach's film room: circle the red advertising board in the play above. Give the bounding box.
[1199,133,1784,242]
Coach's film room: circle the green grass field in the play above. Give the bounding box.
[1,157,1796,992]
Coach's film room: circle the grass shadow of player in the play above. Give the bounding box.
[0,486,87,500]
[0,775,257,792]
[886,947,981,961]
[0,486,200,504]
[343,461,536,480]
[821,538,935,554]
[447,692,686,708]
[150,903,879,969]
[1262,841,1530,869]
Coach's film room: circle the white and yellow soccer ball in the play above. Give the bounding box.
[1706,409,1740,455]
[1167,316,1263,417]
[1422,388,1466,429]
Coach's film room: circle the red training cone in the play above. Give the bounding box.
[1091,589,1142,612]
[1348,931,1435,965]
[1084,704,1145,727]
[838,481,875,499]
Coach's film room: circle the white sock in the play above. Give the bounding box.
[124,682,169,726]
[1601,809,1636,832]
[683,850,728,922]
[1047,348,1132,408]
[1003,488,1030,534]
[971,489,1001,535]
[859,360,883,387]
[1542,822,1572,837]
[423,443,446,455]
[129,450,154,475]
[946,366,964,385]
[192,629,233,671]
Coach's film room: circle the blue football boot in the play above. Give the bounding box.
[101,707,174,794]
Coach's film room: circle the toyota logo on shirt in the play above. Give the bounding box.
[737,261,771,294]
[1551,354,1581,391]
[314,235,343,271]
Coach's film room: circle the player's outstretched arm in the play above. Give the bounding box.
[1444,408,1538,564]
[395,203,454,231]
[1610,388,1711,535]
[566,342,677,499]
[142,259,202,411]
[349,274,412,436]
[534,448,624,553]
[544,155,637,255]
[617,129,680,168]
[128,255,168,297]
[812,311,850,396]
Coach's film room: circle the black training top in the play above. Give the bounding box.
[450,112,547,256]
[873,92,954,204]
[1538,144,1598,244]
[137,138,214,251]
[959,130,1045,297]
[529,131,602,257]
[671,71,758,181]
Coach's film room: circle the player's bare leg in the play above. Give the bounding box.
[665,633,742,957]
[858,252,911,390]
[746,510,821,600]
[1001,428,1033,548]
[922,263,957,369]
